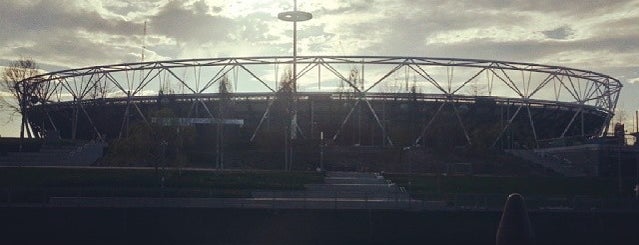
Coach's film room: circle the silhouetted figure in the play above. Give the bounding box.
[496,193,534,245]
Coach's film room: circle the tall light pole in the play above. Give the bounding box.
[278,0,312,92]
[278,0,312,171]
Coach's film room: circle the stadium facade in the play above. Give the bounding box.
[16,56,622,168]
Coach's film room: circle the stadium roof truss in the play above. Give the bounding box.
[18,56,622,148]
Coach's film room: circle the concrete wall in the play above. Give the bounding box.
[1,207,638,244]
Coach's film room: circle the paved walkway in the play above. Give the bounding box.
[254,171,410,201]
[36,171,448,210]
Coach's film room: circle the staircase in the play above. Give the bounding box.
[0,141,106,166]
[305,171,409,199]
[65,141,107,165]
[507,149,587,176]
[252,171,410,209]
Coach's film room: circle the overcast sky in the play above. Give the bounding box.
[1,0,639,136]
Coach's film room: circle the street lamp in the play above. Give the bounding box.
[278,0,312,170]
[278,0,312,92]
[320,131,325,171]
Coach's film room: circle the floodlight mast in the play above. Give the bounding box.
[278,0,312,171]
[278,0,312,92]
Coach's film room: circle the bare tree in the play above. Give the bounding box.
[1,58,40,142]
[464,78,487,96]
[218,75,233,95]
[279,68,293,94]
[1,59,39,114]
[88,79,111,100]
[337,67,360,99]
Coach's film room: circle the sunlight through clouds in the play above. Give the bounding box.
[1,0,639,136]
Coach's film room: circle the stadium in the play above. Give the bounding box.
[17,56,622,170]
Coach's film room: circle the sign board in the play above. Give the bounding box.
[151,117,244,127]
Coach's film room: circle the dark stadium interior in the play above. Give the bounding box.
[25,92,609,171]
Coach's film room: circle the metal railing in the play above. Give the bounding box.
[2,187,638,211]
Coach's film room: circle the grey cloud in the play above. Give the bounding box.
[585,34,639,53]
[148,1,235,43]
[300,24,337,53]
[3,29,142,68]
[603,67,639,86]
[0,0,147,69]
[0,58,68,74]
[2,0,637,77]
[237,12,279,42]
[190,0,210,15]
[101,1,161,17]
[311,0,638,64]
[328,3,530,56]
[411,0,634,15]
[0,0,142,43]
[592,16,639,38]
[300,24,335,39]
[313,0,376,15]
[511,0,631,14]
[354,28,639,64]
[338,1,530,38]
[542,26,574,40]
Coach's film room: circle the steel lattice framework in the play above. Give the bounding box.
[18,56,622,149]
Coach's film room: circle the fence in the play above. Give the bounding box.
[1,187,638,211]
